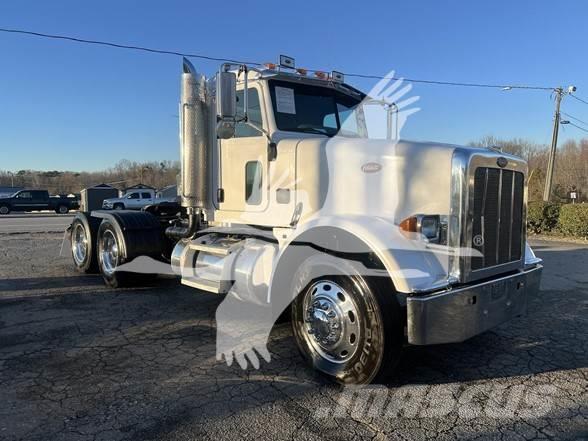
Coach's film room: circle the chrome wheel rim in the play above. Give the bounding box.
[72,224,88,265]
[301,280,361,363]
[100,230,119,275]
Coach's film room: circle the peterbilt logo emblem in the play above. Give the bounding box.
[361,162,382,173]
[497,157,508,168]
[473,235,484,247]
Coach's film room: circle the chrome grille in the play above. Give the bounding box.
[471,167,524,271]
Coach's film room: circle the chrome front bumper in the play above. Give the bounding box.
[407,265,543,345]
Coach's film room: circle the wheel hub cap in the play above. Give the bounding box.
[302,281,361,363]
[100,230,118,275]
[72,224,88,265]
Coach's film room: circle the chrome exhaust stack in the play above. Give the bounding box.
[180,57,210,211]
[167,58,210,240]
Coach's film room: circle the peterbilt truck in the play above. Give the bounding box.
[68,56,543,384]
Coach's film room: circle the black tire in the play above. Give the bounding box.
[113,203,124,210]
[70,214,100,273]
[0,204,10,215]
[96,219,158,288]
[56,205,69,214]
[291,253,403,385]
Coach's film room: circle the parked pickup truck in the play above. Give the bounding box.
[102,189,156,210]
[0,189,79,215]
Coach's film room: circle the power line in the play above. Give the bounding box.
[567,121,588,134]
[561,111,588,127]
[0,27,263,66]
[342,72,554,90]
[0,27,556,91]
[569,93,588,106]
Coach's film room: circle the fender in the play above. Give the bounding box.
[90,210,163,261]
[268,215,452,299]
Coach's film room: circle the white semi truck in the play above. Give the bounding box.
[68,56,543,384]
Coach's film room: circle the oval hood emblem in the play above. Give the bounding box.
[361,162,382,173]
[497,157,508,168]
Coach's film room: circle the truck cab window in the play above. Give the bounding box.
[18,192,31,199]
[245,161,262,205]
[128,193,140,199]
[235,88,263,138]
[141,192,151,198]
[269,79,364,137]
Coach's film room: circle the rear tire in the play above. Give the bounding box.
[56,205,69,214]
[291,253,403,385]
[97,219,158,288]
[70,216,100,273]
[0,205,10,215]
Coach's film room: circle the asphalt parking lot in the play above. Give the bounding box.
[0,233,586,441]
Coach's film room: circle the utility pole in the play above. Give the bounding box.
[543,88,563,202]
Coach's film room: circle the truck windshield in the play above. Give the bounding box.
[268,80,364,137]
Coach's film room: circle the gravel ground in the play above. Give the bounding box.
[0,233,586,441]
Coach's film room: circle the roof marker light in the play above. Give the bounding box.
[296,68,308,76]
[264,62,277,70]
[279,55,295,69]
[331,71,344,83]
[314,71,327,80]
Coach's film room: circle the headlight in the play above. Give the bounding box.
[399,214,445,243]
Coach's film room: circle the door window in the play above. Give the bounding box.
[17,192,31,199]
[128,193,140,199]
[245,161,262,205]
[141,192,151,198]
[235,89,263,138]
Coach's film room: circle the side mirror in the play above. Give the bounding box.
[216,71,237,139]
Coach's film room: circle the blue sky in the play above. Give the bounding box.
[1,0,587,171]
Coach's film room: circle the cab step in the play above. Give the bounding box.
[188,240,242,256]
[181,277,232,294]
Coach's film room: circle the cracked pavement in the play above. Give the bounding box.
[0,233,586,440]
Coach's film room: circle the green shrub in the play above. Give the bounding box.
[558,204,588,238]
[527,201,561,234]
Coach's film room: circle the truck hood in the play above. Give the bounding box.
[294,137,459,224]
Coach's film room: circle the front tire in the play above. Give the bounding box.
[291,253,403,384]
[56,205,69,214]
[113,203,124,210]
[0,205,10,215]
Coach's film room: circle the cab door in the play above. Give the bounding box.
[218,86,269,213]
[141,192,154,206]
[126,192,141,209]
[13,191,33,211]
